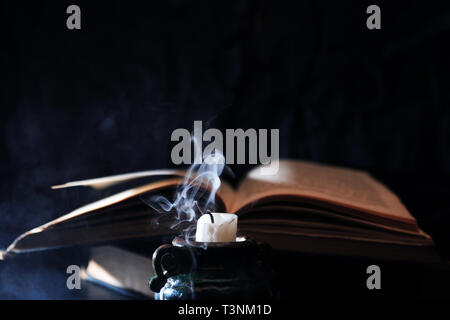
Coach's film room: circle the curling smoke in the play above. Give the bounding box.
[144,137,225,237]
[144,136,227,299]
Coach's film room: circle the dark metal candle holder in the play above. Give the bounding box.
[149,236,273,300]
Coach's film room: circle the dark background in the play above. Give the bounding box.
[1,1,450,298]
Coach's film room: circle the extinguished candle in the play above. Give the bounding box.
[195,212,238,242]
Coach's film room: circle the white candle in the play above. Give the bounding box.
[195,212,238,242]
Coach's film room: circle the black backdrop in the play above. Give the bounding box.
[1,1,450,298]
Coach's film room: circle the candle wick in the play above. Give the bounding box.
[206,210,214,224]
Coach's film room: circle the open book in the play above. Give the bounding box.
[3,160,437,262]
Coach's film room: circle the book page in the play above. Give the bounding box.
[51,169,186,190]
[46,177,233,228]
[232,160,415,224]
[6,177,234,254]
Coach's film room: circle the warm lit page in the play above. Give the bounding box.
[232,160,415,224]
